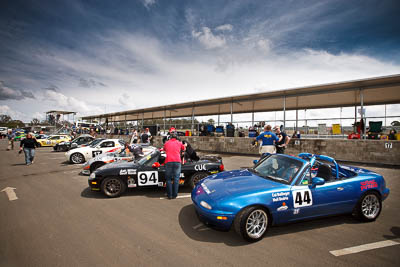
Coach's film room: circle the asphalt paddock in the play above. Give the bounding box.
[0,139,399,267]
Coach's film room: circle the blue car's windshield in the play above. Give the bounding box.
[253,155,303,184]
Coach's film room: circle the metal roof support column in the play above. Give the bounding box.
[230,101,233,123]
[163,109,166,132]
[360,89,365,139]
[191,106,195,134]
[251,101,255,127]
[142,113,144,130]
[218,105,220,125]
[384,104,387,127]
[295,96,298,133]
[125,113,127,129]
[283,96,286,131]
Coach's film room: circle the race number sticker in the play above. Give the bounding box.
[137,171,158,186]
[92,151,102,157]
[292,189,313,208]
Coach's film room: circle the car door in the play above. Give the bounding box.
[136,154,165,187]
[290,167,357,220]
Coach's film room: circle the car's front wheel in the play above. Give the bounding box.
[101,177,126,198]
[188,172,208,189]
[70,152,85,164]
[354,191,381,222]
[234,206,269,242]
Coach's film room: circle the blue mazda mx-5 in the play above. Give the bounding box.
[191,153,390,242]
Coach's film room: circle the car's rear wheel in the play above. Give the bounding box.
[188,172,208,189]
[90,162,105,173]
[354,191,381,222]
[101,177,126,198]
[234,206,269,242]
[70,152,85,164]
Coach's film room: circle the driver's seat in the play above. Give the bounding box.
[316,164,332,182]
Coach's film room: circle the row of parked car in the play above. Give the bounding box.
[40,133,391,242]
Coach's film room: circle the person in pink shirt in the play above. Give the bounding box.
[163,131,185,199]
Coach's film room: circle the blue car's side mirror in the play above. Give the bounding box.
[253,160,258,165]
[310,177,325,188]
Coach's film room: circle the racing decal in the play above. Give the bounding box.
[179,179,185,185]
[292,189,313,208]
[360,180,377,191]
[180,173,184,178]
[137,171,158,186]
[120,169,127,175]
[272,192,290,202]
[293,208,300,215]
[277,202,288,211]
[127,178,136,188]
[92,150,102,157]
[127,169,136,175]
[195,164,206,171]
[107,147,120,153]
[158,182,164,187]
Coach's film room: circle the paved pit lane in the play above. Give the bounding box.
[0,139,399,267]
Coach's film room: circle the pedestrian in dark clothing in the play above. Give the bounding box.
[19,133,39,165]
[163,131,185,199]
[182,140,199,162]
[273,126,290,154]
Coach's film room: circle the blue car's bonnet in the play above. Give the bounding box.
[203,169,287,199]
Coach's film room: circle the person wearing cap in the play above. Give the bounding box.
[163,127,177,144]
[274,125,290,154]
[254,125,279,154]
[140,128,151,144]
[163,131,185,199]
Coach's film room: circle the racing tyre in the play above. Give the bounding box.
[188,172,208,189]
[354,191,382,222]
[70,152,85,164]
[234,206,269,242]
[90,162,105,173]
[101,177,126,198]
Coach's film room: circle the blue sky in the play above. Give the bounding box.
[0,0,399,122]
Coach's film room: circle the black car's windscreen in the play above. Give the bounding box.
[253,155,304,184]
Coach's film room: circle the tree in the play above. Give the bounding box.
[30,118,40,125]
[0,114,12,124]
[207,118,215,124]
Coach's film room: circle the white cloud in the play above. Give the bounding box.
[192,27,227,49]
[118,92,132,107]
[0,105,29,121]
[142,0,156,9]
[215,24,233,32]
[257,39,272,54]
[43,89,102,116]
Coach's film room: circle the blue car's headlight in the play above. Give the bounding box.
[200,201,212,210]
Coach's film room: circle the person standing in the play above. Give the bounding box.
[163,131,185,199]
[254,125,279,154]
[19,133,39,165]
[7,129,15,150]
[131,129,138,144]
[274,126,291,154]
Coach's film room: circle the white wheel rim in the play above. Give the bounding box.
[361,194,380,219]
[246,209,268,239]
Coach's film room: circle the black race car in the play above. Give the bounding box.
[53,134,95,152]
[88,150,224,198]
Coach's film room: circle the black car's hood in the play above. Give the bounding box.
[97,161,139,173]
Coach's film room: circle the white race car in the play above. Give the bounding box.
[65,138,125,164]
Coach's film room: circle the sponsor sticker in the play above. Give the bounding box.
[293,208,300,215]
[272,192,290,202]
[180,173,185,178]
[194,164,206,171]
[119,169,127,175]
[360,180,377,191]
[127,169,137,175]
[277,202,288,211]
[127,178,136,188]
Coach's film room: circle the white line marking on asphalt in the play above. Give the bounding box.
[1,187,18,201]
[330,240,400,256]
[159,194,191,200]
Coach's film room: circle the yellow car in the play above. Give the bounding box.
[37,135,72,147]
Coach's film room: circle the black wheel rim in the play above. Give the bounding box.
[193,173,207,184]
[104,178,122,196]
